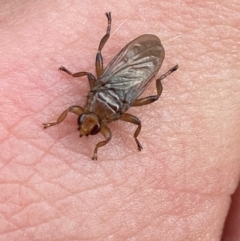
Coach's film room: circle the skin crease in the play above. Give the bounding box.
[0,0,240,240]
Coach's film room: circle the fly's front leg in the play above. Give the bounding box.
[132,64,179,106]
[59,66,96,89]
[120,113,143,151]
[92,125,112,160]
[43,106,84,129]
[95,12,112,78]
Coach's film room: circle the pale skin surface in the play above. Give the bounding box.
[0,0,240,240]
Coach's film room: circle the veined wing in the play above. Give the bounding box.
[98,34,165,103]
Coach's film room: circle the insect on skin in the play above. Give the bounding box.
[43,12,178,160]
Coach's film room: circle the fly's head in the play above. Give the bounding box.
[77,113,101,137]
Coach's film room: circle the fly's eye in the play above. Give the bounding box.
[77,114,86,126]
[90,124,101,135]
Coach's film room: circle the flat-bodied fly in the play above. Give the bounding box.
[43,12,178,160]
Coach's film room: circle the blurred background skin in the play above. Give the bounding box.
[0,1,240,241]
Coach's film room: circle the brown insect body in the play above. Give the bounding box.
[86,34,164,122]
[43,12,178,160]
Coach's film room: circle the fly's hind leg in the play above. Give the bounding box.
[120,113,143,151]
[43,106,84,129]
[59,66,96,89]
[92,125,112,160]
[95,12,112,78]
[132,64,179,106]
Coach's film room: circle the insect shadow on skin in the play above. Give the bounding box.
[43,12,178,160]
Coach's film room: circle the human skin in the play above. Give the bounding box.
[0,1,240,240]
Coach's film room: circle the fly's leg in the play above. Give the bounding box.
[43,106,84,129]
[92,125,112,160]
[120,113,143,151]
[132,64,179,106]
[95,12,112,78]
[59,66,96,89]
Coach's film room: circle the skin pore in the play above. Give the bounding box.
[1,1,240,240]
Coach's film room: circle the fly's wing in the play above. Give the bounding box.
[99,34,165,104]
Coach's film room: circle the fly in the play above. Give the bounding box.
[43,12,178,160]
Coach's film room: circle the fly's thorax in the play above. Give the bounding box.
[85,87,123,122]
[77,113,101,137]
